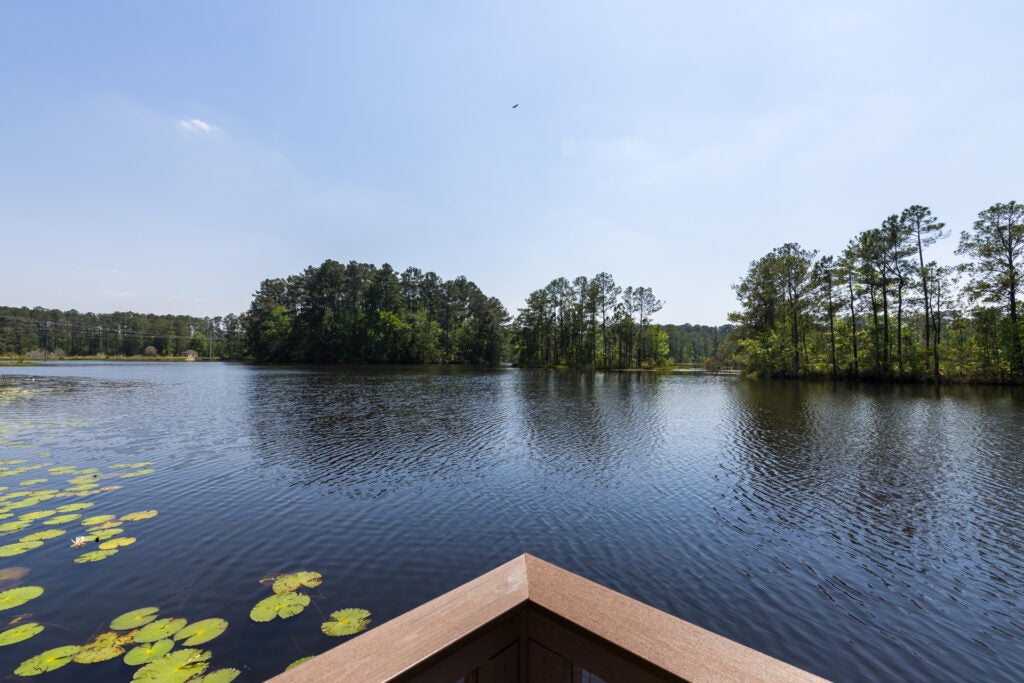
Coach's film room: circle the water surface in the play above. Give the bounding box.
[0,363,1022,681]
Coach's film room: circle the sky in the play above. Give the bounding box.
[2,1,1023,325]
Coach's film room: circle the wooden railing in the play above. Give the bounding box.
[270,554,827,682]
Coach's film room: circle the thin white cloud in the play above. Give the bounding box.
[177,118,217,133]
[98,290,135,298]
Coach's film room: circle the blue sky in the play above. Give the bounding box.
[2,1,1023,325]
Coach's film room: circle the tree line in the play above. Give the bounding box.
[0,306,244,358]
[729,201,1024,382]
[511,273,670,368]
[244,260,508,364]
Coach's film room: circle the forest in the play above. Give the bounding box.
[729,201,1024,382]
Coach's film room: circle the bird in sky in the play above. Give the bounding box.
[512,104,518,109]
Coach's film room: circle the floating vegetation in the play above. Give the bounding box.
[321,608,371,637]
[0,520,31,534]
[111,462,156,469]
[124,637,175,665]
[0,540,43,557]
[197,668,241,683]
[122,509,159,522]
[87,526,124,541]
[74,630,133,663]
[135,617,188,643]
[19,478,48,486]
[111,606,160,630]
[174,618,228,647]
[21,528,66,542]
[0,566,30,583]
[0,621,44,646]
[74,548,118,563]
[270,570,323,594]
[44,512,81,524]
[250,592,310,622]
[132,647,211,682]
[20,509,57,521]
[99,536,136,550]
[0,585,43,610]
[82,514,116,526]
[14,644,81,674]
[120,468,157,478]
[48,466,76,475]
[286,656,315,671]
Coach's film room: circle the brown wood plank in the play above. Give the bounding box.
[523,555,828,683]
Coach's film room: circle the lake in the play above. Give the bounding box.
[0,363,1022,682]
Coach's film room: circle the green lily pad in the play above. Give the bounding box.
[135,617,188,643]
[111,606,160,630]
[74,548,118,563]
[21,528,66,542]
[0,459,26,465]
[0,540,43,557]
[321,608,371,636]
[285,656,315,671]
[81,514,116,526]
[56,502,94,512]
[111,462,155,469]
[173,618,228,646]
[99,536,136,550]
[44,513,81,524]
[19,478,48,486]
[196,668,241,683]
[87,527,124,540]
[19,509,56,521]
[15,645,82,674]
[4,499,39,511]
[272,571,323,594]
[74,631,128,663]
[124,638,175,666]
[0,622,44,646]
[49,466,77,475]
[0,520,30,534]
[250,592,310,622]
[132,648,210,683]
[67,475,101,485]
[120,469,156,478]
[121,510,158,522]
[0,585,43,610]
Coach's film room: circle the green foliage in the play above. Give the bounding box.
[15,645,81,674]
[249,592,310,622]
[173,618,228,646]
[124,638,175,665]
[0,621,43,645]
[0,585,43,610]
[111,606,160,630]
[321,608,371,636]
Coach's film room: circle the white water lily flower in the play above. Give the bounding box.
[70,536,89,549]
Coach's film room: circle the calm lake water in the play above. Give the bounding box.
[0,363,1022,682]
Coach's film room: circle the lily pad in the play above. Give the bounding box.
[0,566,30,582]
[56,502,94,512]
[196,668,241,683]
[0,585,43,610]
[19,478,48,486]
[81,514,116,526]
[120,469,156,478]
[132,648,211,683]
[124,638,175,666]
[0,622,44,646]
[111,606,160,630]
[272,571,323,594]
[173,618,228,646]
[0,520,30,534]
[99,536,136,550]
[321,608,371,636]
[44,513,81,524]
[286,656,315,671]
[74,548,118,563]
[135,617,188,643]
[67,475,101,485]
[48,466,77,475]
[250,592,310,622]
[74,631,128,663]
[87,527,124,540]
[21,528,66,542]
[0,540,43,557]
[19,509,57,521]
[121,510,159,522]
[111,462,155,469]
[15,645,81,674]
